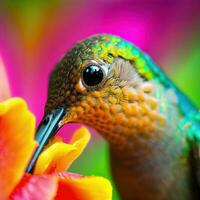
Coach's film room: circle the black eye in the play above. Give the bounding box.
[82,65,104,87]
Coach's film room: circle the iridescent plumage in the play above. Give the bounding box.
[28,34,200,199]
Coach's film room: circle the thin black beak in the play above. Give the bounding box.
[26,107,66,173]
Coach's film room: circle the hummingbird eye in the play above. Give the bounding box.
[82,64,105,88]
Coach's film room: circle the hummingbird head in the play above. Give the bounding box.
[26,34,167,172]
[46,34,164,144]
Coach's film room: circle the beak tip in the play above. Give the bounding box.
[25,107,66,173]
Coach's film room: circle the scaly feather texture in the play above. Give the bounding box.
[43,34,200,200]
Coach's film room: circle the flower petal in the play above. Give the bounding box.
[55,172,112,200]
[0,98,36,199]
[10,174,58,200]
[34,127,90,174]
[34,141,76,175]
[0,56,11,101]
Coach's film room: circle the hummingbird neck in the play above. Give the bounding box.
[108,88,182,161]
[108,81,196,199]
[104,80,183,150]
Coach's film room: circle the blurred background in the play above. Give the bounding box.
[0,0,200,199]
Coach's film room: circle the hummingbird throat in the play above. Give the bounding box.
[61,80,180,150]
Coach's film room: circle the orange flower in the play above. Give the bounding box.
[0,98,112,200]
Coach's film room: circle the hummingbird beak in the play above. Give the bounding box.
[26,106,66,173]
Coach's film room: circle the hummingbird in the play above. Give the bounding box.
[26,34,200,200]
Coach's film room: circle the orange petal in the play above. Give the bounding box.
[34,141,76,175]
[34,127,90,174]
[10,174,58,200]
[0,98,36,199]
[0,56,11,101]
[55,172,112,200]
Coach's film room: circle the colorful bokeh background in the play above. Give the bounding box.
[0,0,200,199]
